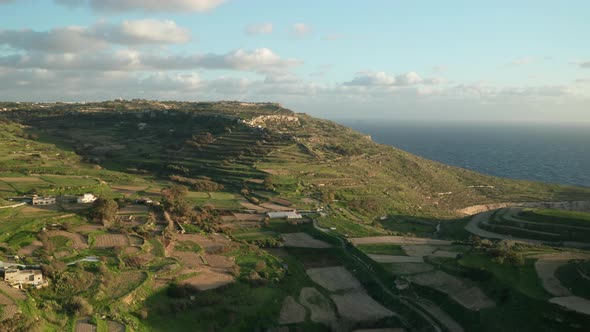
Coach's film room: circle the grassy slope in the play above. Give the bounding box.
[5,102,590,222]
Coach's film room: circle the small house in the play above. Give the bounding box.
[266,211,302,219]
[4,269,47,289]
[77,193,97,204]
[32,195,56,205]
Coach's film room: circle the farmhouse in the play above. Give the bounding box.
[32,195,56,205]
[267,211,302,219]
[4,269,47,289]
[77,193,97,204]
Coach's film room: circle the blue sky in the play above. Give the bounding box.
[0,0,589,123]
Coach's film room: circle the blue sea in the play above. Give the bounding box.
[341,120,590,188]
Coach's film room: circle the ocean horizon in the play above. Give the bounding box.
[341,120,590,188]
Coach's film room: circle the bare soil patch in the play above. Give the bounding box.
[47,230,88,250]
[283,233,331,248]
[306,266,362,291]
[279,296,306,325]
[181,269,233,291]
[260,203,292,211]
[176,233,233,254]
[75,318,97,332]
[93,234,129,248]
[408,271,494,310]
[452,287,496,310]
[173,251,204,268]
[350,236,451,246]
[73,224,103,233]
[124,246,141,255]
[0,291,20,321]
[18,240,43,255]
[299,287,336,325]
[368,254,424,263]
[239,201,268,212]
[431,250,459,258]
[232,213,265,221]
[0,304,19,321]
[106,320,126,332]
[118,204,149,215]
[402,245,436,257]
[205,254,235,269]
[0,177,41,182]
[330,290,395,321]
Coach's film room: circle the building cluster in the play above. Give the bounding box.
[31,193,97,206]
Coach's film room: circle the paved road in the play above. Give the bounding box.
[465,211,590,248]
[465,211,545,245]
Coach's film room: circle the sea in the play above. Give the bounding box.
[341,120,590,188]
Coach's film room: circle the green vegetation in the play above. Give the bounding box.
[555,260,590,300]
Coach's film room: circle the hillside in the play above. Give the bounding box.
[2,101,588,220]
[0,101,589,332]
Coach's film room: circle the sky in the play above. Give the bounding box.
[0,0,589,123]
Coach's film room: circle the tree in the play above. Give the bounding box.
[64,296,93,316]
[91,197,118,227]
[263,177,274,191]
[161,185,188,215]
[255,261,267,272]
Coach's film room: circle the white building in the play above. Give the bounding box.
[77,193,97,204]
[32,196,56,205]
[4,269,47,289]
[266,211,302,219]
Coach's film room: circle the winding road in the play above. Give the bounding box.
[464,210,590,248]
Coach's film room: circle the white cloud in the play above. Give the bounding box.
[395,72,422,85]
[106,19,190,44]
[0,20,191,53]
[344,71,424,87]
[54,0,225,12]
[291,23,311,38]
[0,48,302,73]
[245,23,273,35]
[344,71,396,86]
